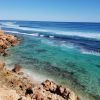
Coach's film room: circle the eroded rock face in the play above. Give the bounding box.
[42,80,80,100]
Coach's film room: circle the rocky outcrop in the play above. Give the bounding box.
[42,80,80,100]
[0,62,81,100]
[0,64,80,100]
[0,30,19,56]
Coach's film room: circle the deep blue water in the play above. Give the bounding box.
[1,20,100,53]
[0,20,100,100]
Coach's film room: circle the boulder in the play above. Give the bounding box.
[12,64,22,73]
[0,61,5,70]
[42,80,57,92]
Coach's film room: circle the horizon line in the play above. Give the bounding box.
[0,19,100,23]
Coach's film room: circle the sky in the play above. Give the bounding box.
[0,0,100,22]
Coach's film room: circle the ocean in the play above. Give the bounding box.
[0,20,100,100]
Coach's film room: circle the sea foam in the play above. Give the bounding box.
[80,49,100,56]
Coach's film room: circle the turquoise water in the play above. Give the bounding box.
[2,34,100,100]
[0,21,100,100]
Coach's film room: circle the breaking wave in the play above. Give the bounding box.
[5,30,39,36]
[1,22,100,40]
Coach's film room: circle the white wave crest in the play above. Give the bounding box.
[2,22,100,40]
[40,34,44,37]
[49,35,54,38]
[5,30,100,56]
[80,49,100,56]
[5,30,19,33]
[18,32,39,36]
[5,30,39,36]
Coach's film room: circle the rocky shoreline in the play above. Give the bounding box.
[0,30,20,56]
[0,30,80,100]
